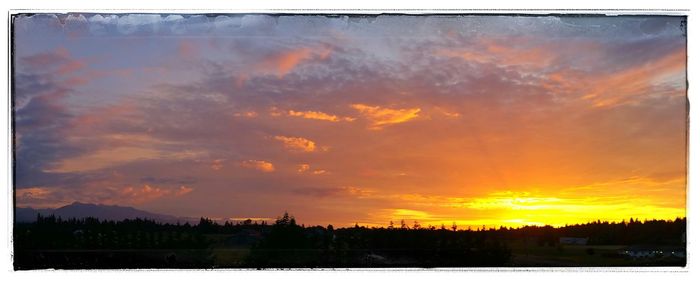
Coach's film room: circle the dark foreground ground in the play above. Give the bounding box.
[14,215,686,269]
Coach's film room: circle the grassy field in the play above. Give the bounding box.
[205,235,685,267]
[508,241,682,266]
[205,234,252,267]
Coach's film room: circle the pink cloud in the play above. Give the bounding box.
[256,46,333,77]
[15,187,68,209]
[21,47,88,76]
[120,184,195,205]
[211,159,225,170]
[175,185,194,196]
[434,36,601,71]
[581,49,686,107]
[16,183,196,209]
[57,60,86,74]
[178,40,199,59]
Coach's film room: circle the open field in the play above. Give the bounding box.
[509,242,683,266]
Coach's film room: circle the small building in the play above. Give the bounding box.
[362,253,388,265]
[618,245,686,259]
[559,237,589,245]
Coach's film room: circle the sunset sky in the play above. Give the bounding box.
[13,14,687,228]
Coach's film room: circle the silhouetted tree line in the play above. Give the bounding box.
[14,214,215,269]
[246,212,511,267]
[495,217,686,247]
[13,213,686,269]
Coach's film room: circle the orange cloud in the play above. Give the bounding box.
[211,159,225,170]
[433,107,462,118]
[297,164,311,173]
[269,107,284,117]
[70,102,139,133]
[234,111,258,118]
[239,160,275,172]
[343,186,375,198]
[433,37,572,70]
[15,187,67,208]
[297,163,328,175]
[275,48,312,76]
[581,49,686,107]
[433,49,490,64]
[175,185,194,196]
[287,110,355,122]
[257,46,333,77]
[274,135,317,152]
[119,184,195,205]
[46,146,162,173]
[16,187,53,200]
[350,104,421,129]
[16,184,196,209]
[121,185,171,204]
[46,138,208,173]
[482,38,554,68]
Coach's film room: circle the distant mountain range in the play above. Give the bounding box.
[15,202,197,224]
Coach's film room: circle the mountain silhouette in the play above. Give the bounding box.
[15,202,193,223]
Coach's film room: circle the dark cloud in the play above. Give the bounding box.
[13,68,86,188]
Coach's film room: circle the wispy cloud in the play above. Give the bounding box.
[233,111,258,118]
[274,136,317,152]
[210,159,225,170]
[15,187,65,208]
[16,184,196,208]
[297,163,327,175]
[350,104,421,129]
[46,144,208,173]
[119,184,195,204]
[287,109,355,122]
[239,160,275,172]
[297,164,310,173]
[256,46,332,77]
